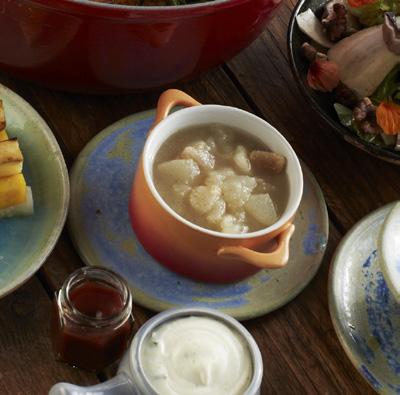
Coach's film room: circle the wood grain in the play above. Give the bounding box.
[248,224,374,395]
[0,278,98,394]
[0,0,383,393]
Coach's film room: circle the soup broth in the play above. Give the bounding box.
[153,124,289,234]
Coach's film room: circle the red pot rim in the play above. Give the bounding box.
[25,0,251,19]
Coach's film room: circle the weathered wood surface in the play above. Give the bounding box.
[0,0,385,393]
[0,279,98,394]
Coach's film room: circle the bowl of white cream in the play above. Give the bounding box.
[133,308,261,395]
[49,307,263,395]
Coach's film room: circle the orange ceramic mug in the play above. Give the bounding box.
[129,89,303,283]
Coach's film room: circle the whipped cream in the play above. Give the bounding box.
[140,316,253,395]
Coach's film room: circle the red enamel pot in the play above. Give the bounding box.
[0,0,282,93]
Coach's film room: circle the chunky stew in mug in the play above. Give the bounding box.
[154,123,288,234]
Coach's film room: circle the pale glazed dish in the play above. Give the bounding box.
[154,123,288,234]
[140,316,253,395]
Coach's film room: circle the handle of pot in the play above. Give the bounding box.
[48,373,137,395]
[151,89,201,131]
[217,224,295,269]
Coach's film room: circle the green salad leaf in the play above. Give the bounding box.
[372,65,400,104]
[334,103,353,127]
[356,130,384,145]
[349,0,400,26]
[334,103,384,145]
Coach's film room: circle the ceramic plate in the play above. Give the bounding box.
[69,109,328,320]
[0,84,69,298]
[330,203,400,394]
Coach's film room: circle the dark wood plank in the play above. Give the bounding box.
[0,67,254,301]
[37,231,85,294]
[0,278,98,394]
[0,68,251,165]
[37,229,153,329]
[1,67,256,382]
[0,17,376,394]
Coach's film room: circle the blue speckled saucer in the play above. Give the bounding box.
[69,109,328,320]
[330,203,400,394]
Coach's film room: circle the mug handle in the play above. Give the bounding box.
[49,373,137,395]
[217,224,295,269]
[151,89,201,130]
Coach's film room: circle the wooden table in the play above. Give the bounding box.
[0,0,391,393]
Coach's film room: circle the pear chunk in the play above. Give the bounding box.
[245,194,278,227]
[157,159,200,185]
[189,185,221,214]
[221,175,257,211]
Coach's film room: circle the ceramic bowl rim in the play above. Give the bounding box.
[142,104,304,239]
[28,0,249,18]
[129,306,263,395]
[60,0,231,10]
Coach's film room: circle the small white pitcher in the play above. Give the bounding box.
[49,307,263,395]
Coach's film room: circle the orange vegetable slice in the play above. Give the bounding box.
[307,60,340,92]
[377,101,400,135]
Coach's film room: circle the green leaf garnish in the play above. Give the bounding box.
[349,0,400,26]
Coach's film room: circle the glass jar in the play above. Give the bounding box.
[52,266,134,371]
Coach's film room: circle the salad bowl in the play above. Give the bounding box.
[288,0,400,165]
